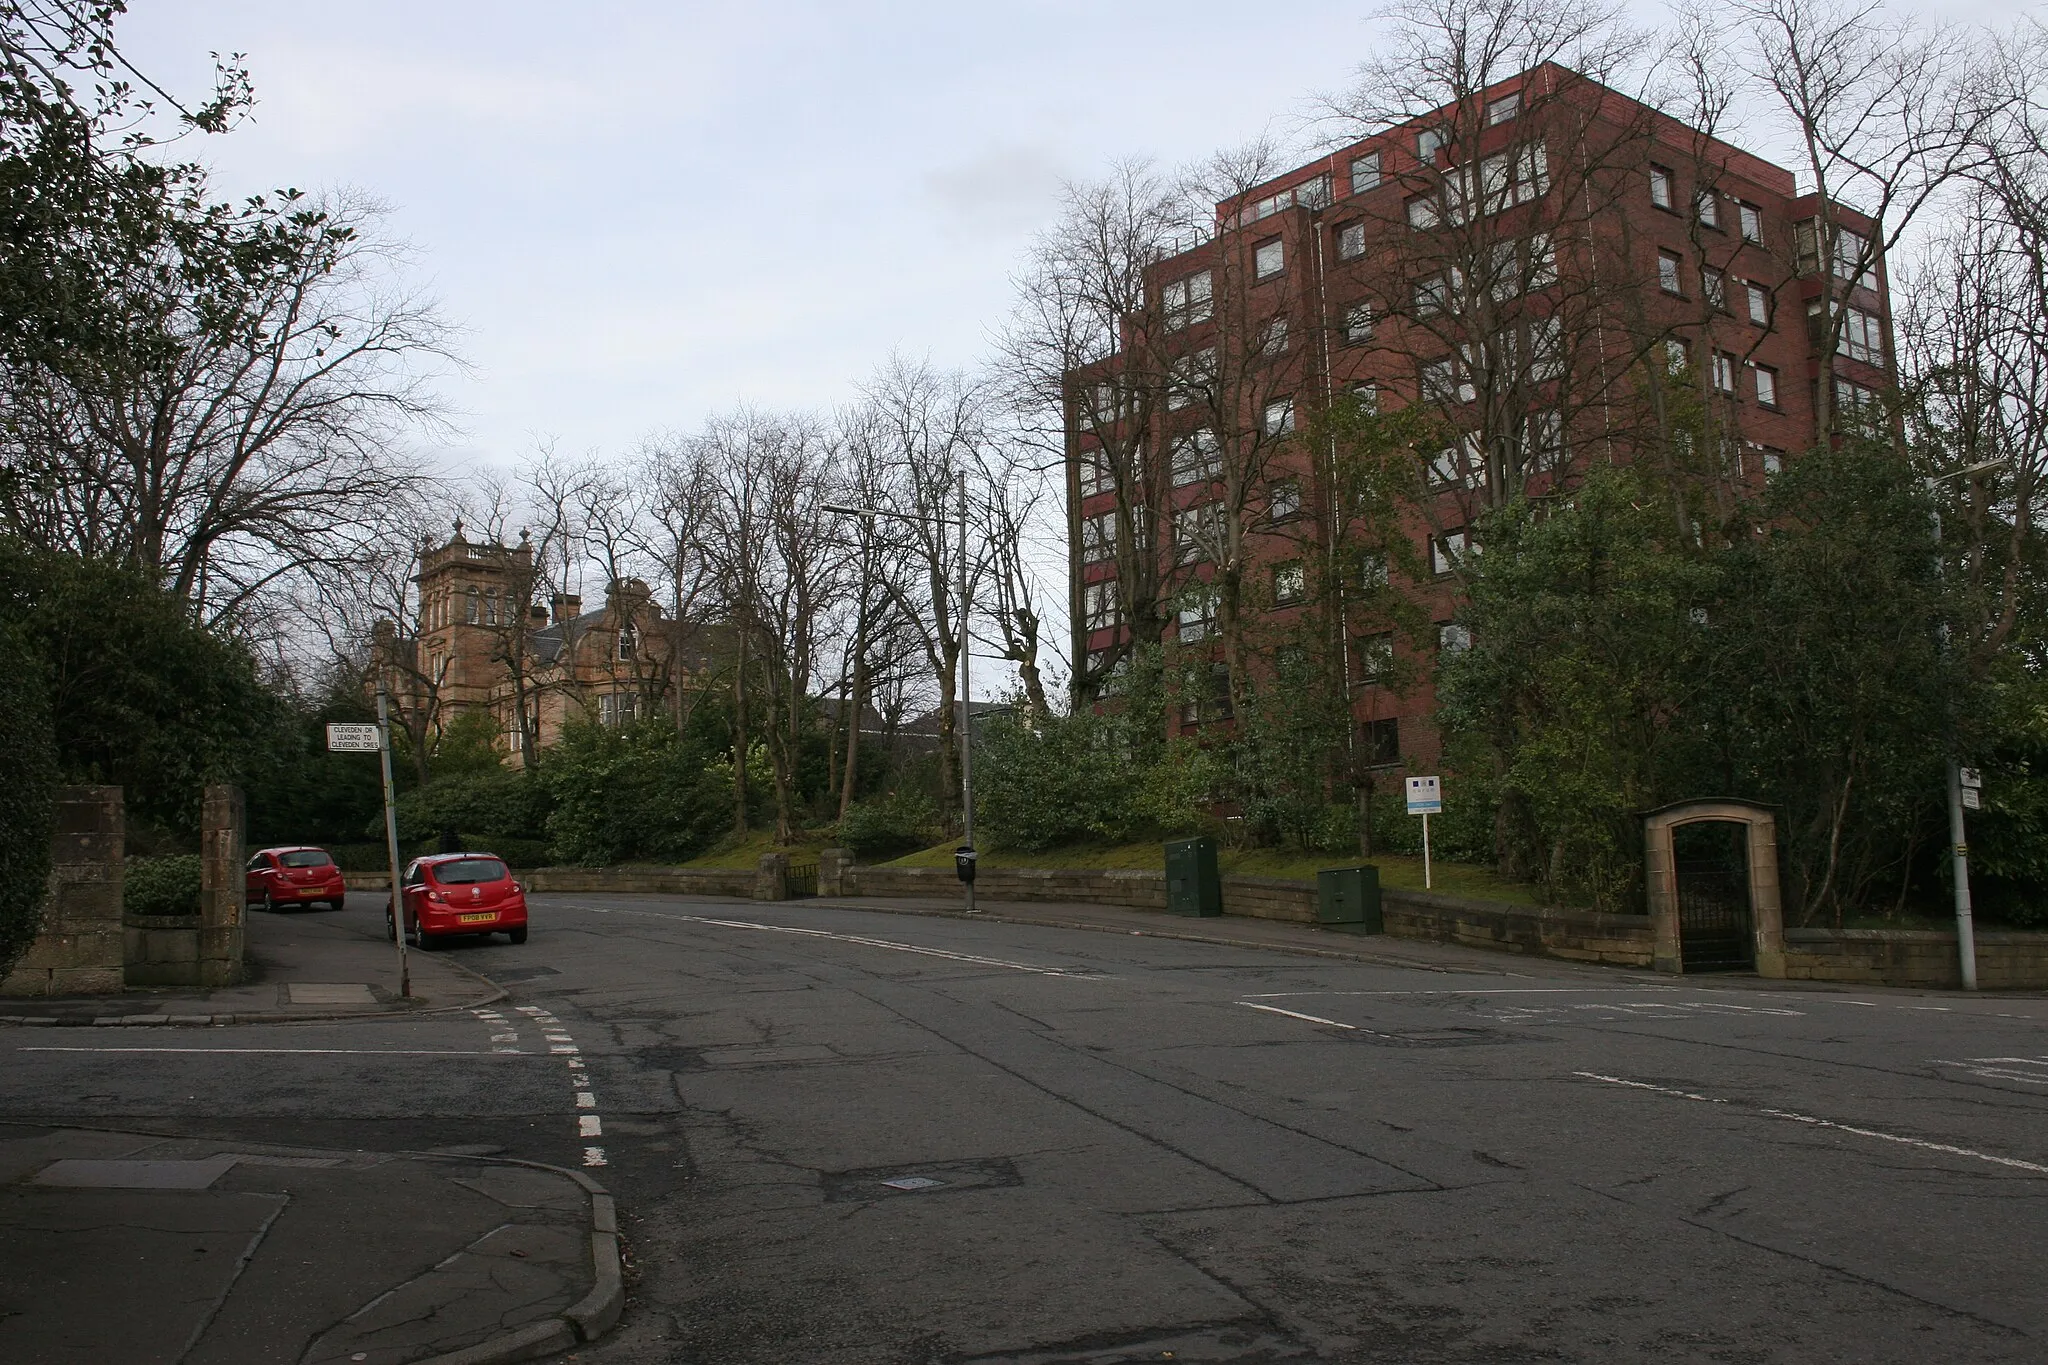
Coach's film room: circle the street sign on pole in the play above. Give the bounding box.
[1962,787,1982,811]
[1960,767,1983,789]
[1406,776,1442,890]
[325,723,382,753]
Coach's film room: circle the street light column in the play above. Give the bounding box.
[958,469,976,914]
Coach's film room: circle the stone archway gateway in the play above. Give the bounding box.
[1643,800,1785,978]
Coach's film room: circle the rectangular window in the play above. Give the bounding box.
[1260,316,1290,356]
[1083,580,1120,631]
[1438,622,1473,653]
[1254,237,1285,279]
[1703,267,1726,310]
[1174,503,1217,563]
[1344,302,1375,345]
[1430,434,1481,488]
[1169,427,1221,487]
[1082,512,1117,562]
[1526,409,1564,468]
[1658,250,1683,294]
[1753,364,1779,407]
[1834,376,1883,425]
[1357,633,1395,682]
[1273,561,1306,605]
[1296,173,1332,209]
[1833,227,1875,287]
[1166,348,1212,411]
[1077,450,1112,498]
[1527,314,1563,382]
[1414,273,1448,316]
[1418,127,1444,161]
[1406,195,1439,230]
[1176,600,1213,643]
[1649,165,1674,209]
[1762,449,1784,475]
[1421,357,1466,404]
[1263,398,1295,435]
[1526,231,1557,288]
[1746,281,1770,326]
[1350,152,1381,195]
[1360,715,1401,764]
[1432,530,1470,576]
[1335,220,1365,259]
[1839,305,1884,364]
[1269,479,1302,522]
[1352,380,1380,412]
[1163,270,1212,329]
[1487,92,1521,125]
[1696,191,1720,228]
[1358,551,1389,590]
[1665,338,1690,374]
[1739,202,1763,243]
[1712,352,1736,393]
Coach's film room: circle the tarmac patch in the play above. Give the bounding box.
[823,1156,1021,1202]
[284,983,377,1005]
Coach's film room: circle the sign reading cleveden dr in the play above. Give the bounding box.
[325,723,383,753]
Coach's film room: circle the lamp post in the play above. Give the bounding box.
[1929,456,2007,991]
[825,471,977,913]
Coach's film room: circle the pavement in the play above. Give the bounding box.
[0,896,503,1027]
[3,886,2045,1363]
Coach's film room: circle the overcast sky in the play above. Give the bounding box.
[121,0,2033,476]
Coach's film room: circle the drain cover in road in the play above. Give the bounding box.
[879,1176,946,1191]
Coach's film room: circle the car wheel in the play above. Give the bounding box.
[416,930,439,951]
[385,906,398,941]
[507,927,528,945]
[328,898,347,912]
[262,891,278,914]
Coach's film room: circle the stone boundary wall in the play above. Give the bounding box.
[1783,926,2048,990]
[519,866,757,898]
[125,783,246,989]
[837,864,1654,966]
[1,786,125,997]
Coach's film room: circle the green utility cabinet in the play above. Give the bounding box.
[1165,837,1223,917]
[1316,865,1383,934]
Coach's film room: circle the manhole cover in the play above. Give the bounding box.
[824,1157,1020,1202]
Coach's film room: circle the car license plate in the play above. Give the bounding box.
[458,912,496,923]
[299,888,322,896]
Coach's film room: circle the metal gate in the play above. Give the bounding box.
[785,859,818,899]
[1672,821,1753,971]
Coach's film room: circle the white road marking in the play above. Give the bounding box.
[554,902,1102,977]
[583,1146,608,1166]
[1573,1072,1725,1103]
[575,1092,596,1108]
[578,1114,603,1138]
[1577,1071,2048,1177]
[1934,1056,2048,1086]
[19,1055,532,1064]
[1237,1002,1359,1030]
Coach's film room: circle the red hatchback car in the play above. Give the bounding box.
[246,846,348,912]
[388,853,529,948]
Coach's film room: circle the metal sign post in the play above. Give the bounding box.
[330,701,410,999]
[1949,762,1981,991]
[1406,776,1442,890]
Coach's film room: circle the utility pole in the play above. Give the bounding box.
[374,675,411,999]
[1946,760,1978,991]
[958,469,976,913]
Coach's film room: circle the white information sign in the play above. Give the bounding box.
[1405,775,1443,815]
[326,723,383,753]
[1959,767,1983,790]
[1962,786,1982,811]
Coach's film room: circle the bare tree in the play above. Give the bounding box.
[1732,0,1991,438]
[0,189,457,624]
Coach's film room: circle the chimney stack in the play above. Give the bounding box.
[551,593,582,625]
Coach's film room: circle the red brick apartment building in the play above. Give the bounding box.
[1065,62,1892,774]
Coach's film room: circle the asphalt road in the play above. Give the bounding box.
[6,891,2048,1364]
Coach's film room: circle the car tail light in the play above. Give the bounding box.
[427,891,446,903]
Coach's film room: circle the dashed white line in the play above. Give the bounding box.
[1237,1002,1360,1030]
[1577,1071,2048,1177]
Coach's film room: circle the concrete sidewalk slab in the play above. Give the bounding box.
[0,895,502,1027]
[0,1124,619,1365]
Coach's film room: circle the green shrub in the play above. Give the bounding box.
[124,854,203,916]
[542,717,732,865]
[837,790,939,859]
[0,620,56,971]
[389,768,553,845]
